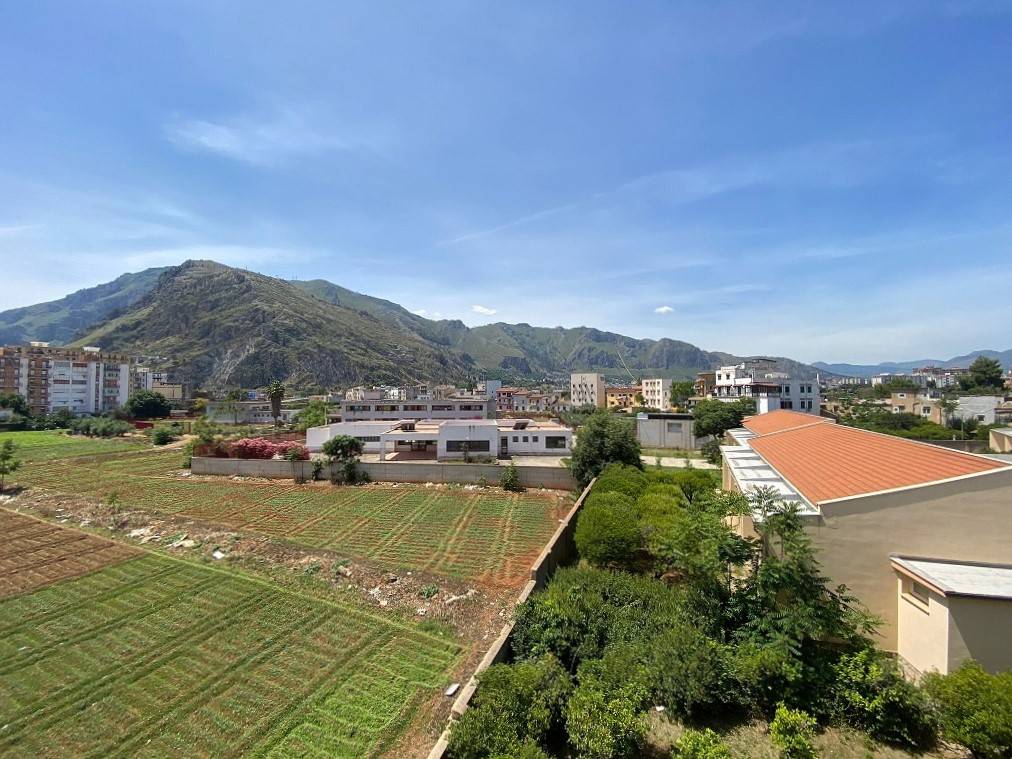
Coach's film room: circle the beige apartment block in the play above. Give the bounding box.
[641,378,671,410]
[570,373,605,408]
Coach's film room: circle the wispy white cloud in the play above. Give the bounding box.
[654,305,674,314]
[165,107,387,166]
[412,308,443,318]
[471,304,497,316]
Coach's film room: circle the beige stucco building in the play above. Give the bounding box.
[570,373,605,408]
[721,410,1012,672]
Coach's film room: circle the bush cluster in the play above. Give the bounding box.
[67,416,133,437]
[923,662,1012,758]
[229,437,308,460]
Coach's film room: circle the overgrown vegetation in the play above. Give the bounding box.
[692,398,756,464]
[67,416,134,437]
[0,438,20,492]
[569,410,642,486]
[501,462,524,492]
[449,460,1005,758]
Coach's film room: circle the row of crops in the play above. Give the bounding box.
[0,550,460,757]
[14,438,569,585]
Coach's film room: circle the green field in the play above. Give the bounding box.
[0,521,459,758]
[7,432,568,586]
[0,429,147,461]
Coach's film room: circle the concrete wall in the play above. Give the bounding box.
[190,457,578,490]
[989,428,1012,453]
[637,415,699,450]
[947,595,1012,674]
[427,478,596,759]
[811,467,1012,651]
[895,576,950,676]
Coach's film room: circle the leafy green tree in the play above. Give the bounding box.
[570,410,642,486]
[296,399,329,431]
[692,398,755,441]
[0,438,20,493]
[923,661,1012,758]
[448,656,572,759]
[123,390,171,419]
[961,356,1004,391]
[669,381,695,409]
[566,647,650,759]
[0,393,29,417]
[265,380,286,426]
[321,435,364,483]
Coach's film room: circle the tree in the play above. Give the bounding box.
[123,390,171,419]
[669,381,695,410]
[296,399,329,431]
[0,393,29,417]
[501,462,524,492]
[962,356,1004,391]
[570,410,642,486]
[0,438,20,493]
[692,398,756,440]
[265,380,286,426]
[321,435,364,483]
[574,492,641,568]
[923,661,1012,758]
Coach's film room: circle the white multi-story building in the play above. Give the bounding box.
[641,378,672,410]
[0,343,131,417]
[570,373,605,408]
[712,358,820,414]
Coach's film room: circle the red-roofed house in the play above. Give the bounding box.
[722,409,1012,673]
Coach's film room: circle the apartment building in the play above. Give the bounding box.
[712,359,820,414]
[912,366,968,388]
[605,386,640,410]
[570,373,605,408]
[641,378,671,410]
[721,409,1012,675]
[132,367,185,402]
[340,396,493,422]
[0,343,130,416]
[890,390,944,424]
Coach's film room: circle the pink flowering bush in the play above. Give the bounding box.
[230,437,279,459]
[275,441,309,461]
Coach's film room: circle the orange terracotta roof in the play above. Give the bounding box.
[742,410,832,435]
[749,423,1009,504]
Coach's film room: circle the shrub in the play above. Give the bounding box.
[501,462,524,492]
[592,463,649,500]
[320,434,363,461]
[700,438,722,466]
[447,656,572,759]
[123,390,171,419]
[923,661,1012,758]
[672,728,732,759]
[230,438,278,459]
[769,704,817,759]
[151,427,177,446]
[566,648,650,759]
[645,623,731,717]
[830,649,935,748]
[574,492,641,568]
[311,459,324,480]
[277,441,309,461]
[67,416,133,437]
[511,567,687,672]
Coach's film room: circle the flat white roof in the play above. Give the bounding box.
[892,556,1012,600]
[720,444,816,517]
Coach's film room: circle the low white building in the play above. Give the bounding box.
[636,412,702,450]
[340,396,493,421]
[206,400,299,425]
[952,395,1004,426]
[306,418,572,460]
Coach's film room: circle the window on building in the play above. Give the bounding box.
[512,436,518,443]
[532,436,539,443]
[909,580,930,605]
[666,422,683,432]
[545,436,567,449]
[445,440,490,452]
[355,436,380,443]
[432,405,453,411]
[522,436,529,443]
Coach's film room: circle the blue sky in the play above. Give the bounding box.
[1,1,1010,364]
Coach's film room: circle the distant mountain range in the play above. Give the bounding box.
[812,350,1012,378]
[0,260,846,390]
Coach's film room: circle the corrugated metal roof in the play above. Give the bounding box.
[892,556,1012,600]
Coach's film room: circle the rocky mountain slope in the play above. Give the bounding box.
[10,259,829,390]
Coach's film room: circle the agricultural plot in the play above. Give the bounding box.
[0,511,139,598]
[14,436,569,586]
[0,430,146,462]
[0,514,460,758]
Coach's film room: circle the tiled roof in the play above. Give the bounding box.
[742,409,832,436]
[749,422,1009,504]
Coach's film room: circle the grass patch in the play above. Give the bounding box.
[0,429,148,462]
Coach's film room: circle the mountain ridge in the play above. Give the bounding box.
[813,349,1012,377]
[2,260,873,389]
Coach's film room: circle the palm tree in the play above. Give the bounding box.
[266,380,286,427]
